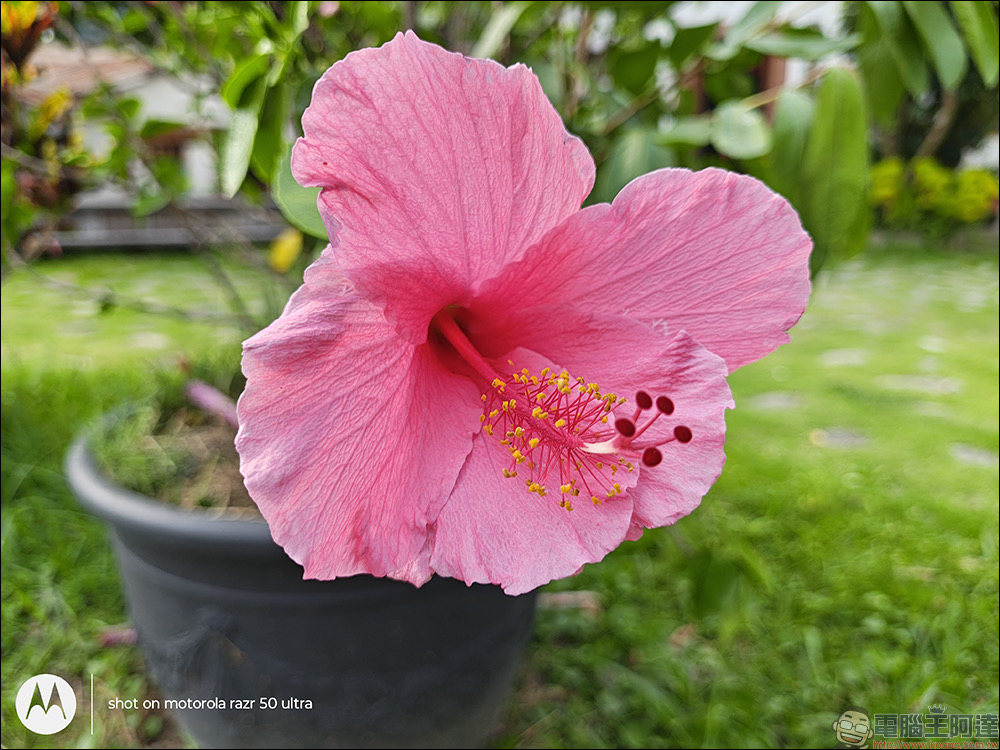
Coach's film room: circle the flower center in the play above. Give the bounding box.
[481,364,632,509]
[430,310,693,510]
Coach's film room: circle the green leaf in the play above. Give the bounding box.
[856,4,907,128]
[864,1,931,96]
[950,0,999,86]
[219,76,267,199]
[660,115,713,147]
[221,54,270,109]
[798,68,870,274]
[768,89,814,200]
[592,127,676,204]
[250,83,289,183]
[745,28,860,60]
[139,120,184,140]
[902,1,968,90]
[711,101,772,160]
[710,0,782,60]
[609,44,660,96]
[118,97,142,122]
[471,1,531,59]
[666,24,717,68]
[727,0,783,44]
[273,145,326,240]
[288,0,310,37]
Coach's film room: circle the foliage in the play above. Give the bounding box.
[851,0,999,163]
[1,1,84,267]
[869,156,1000,236]
[22,0,881,277]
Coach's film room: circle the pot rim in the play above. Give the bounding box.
[65,430,275,550]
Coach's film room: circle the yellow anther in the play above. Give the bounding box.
[592,496,602,505]
[540,367,550,377]
[555,418,567,428]
[479,414,486,422]
[614,483,622,493]
[484,425,494,435]
[502,469,517,478]
[512,450,525,463]
[531,407,549,419]
[611,464,618,475]
[528,437,540,449]
[489,409,499,418]
[481,394,487,402]
[514,427,524,437]
[560,484,573,494]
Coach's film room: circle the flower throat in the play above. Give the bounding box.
[431,311,692,510]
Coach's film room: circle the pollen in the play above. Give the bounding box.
[481,363,636,509]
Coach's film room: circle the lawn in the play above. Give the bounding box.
[2,238,998,749]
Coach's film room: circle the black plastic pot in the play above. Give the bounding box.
[66,434,537,749]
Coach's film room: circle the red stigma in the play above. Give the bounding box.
[674,425,693,443]
[656,396,674,415]
[635,391,653,410]
[641,447,662,467]
[615,418,636,437]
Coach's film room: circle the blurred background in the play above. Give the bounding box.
[2,1,997,748]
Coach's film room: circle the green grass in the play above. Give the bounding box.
[2,240,998,749]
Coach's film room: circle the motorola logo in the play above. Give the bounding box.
[15,674,77,734]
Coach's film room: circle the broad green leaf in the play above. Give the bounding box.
[745,28,860,60]
[666,24,717,68]
[221,54,270,109]
[609,44,660,95]
[660,115,713,147]
[138,120,184,140]
[709,1,782,60]
[471,1,531,59]
[250,83,289,183]
[288,0,310,37]
[865,1,931,96]
[902,1,968,90]
[118,97,141,122]
[950,0,999,86]
[856,3,907,128]
[220,77,267,199]
[711,101,772,160]
[727,1,783,44]
[592,127,676,205]
[273,145,326,240]
[768,90,814,200]
[798,68,870,274]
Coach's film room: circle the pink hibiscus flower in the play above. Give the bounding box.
[236,32,812,595]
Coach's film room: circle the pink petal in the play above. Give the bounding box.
[479,168,812,372]
[430,429,635,596]
[236,254,482,581]
[292,31,595,341]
